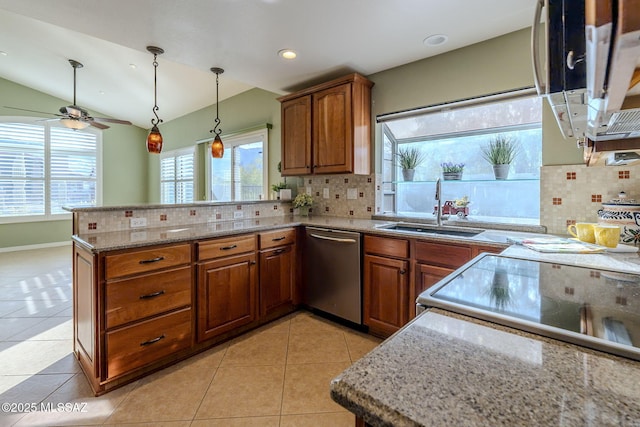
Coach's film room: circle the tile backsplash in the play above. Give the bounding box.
[77,202,291,234]
[540,164,640,235]
[293,173,380,219]
[78,165,633,237]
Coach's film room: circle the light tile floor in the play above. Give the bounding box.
[0,245,382,426]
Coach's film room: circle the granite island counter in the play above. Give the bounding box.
[330,248,640,426]
[331,307,640,427]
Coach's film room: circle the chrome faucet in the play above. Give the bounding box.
[435,178,442,227]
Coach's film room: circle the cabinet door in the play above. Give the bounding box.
[363,254,409,338]
[197,253,257,342]
[312,83,353,174]
[259,245,295,318]
[281,95,312,176]
[413,263,455,321]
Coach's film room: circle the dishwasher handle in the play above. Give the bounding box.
[309,233,357,244]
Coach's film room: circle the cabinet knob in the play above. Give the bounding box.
[400,269,407,275]
[250,260,257,265]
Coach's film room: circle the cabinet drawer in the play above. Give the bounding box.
[364,235,409,259]
[197,234,256,261]
[414,240,472,268]
[105,244,191,280]
[106,266,192,329]
[106,308,192,379]
[259,228,296,250]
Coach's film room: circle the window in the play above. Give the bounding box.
[207,128,268,202]
[0,118,101,222]
[379,89,542,224]
[160,147,195,204]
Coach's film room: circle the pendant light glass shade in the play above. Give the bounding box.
[147,125,163,154]
[209,67,225,158]
[146,46,164,154]
[211,134,224,158]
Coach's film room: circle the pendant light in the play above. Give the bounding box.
[209,67,225,158]
[146,46,164,154]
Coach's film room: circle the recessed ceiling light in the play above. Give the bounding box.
[0,51,7,56]
[423,34,448,47]
[99,90,105,95]
[278,49,297,60]
[129,63,137,69]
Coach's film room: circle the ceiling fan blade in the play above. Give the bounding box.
[88,121,109,130]
[90,117,132,125]
[3,106,63,117]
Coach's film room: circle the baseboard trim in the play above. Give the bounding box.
[0,241,71,253]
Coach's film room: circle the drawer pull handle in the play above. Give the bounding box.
[139,290,165,300]
[220,244,237,251]
[139,256,164,264]
[274,249,285,255]
[140,334,165,346]
[272,236,286,241]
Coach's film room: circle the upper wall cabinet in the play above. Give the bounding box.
[278,73,374,176]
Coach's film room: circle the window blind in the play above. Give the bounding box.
[0,121,99,219]
[160,148,194,204]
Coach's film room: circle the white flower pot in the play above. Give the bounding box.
[492,164,510,180]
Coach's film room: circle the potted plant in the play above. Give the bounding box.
[292,192,313,216]
[271,182,290,200]
[481,136,517,180]
[440,162,465,180]
[396,146,425,181]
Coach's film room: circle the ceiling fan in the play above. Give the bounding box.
[4,59,132,130]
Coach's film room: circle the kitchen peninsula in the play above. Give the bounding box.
[67,200,525,395]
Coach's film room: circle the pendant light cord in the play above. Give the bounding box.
[151,53,162,127]
[211,70,222,137]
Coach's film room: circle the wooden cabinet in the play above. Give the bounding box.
[281,96,312,175]
[363,234,508,338]
[363,235,410,338]
[73,241,194,394]
[106,308,192,378]
[259,228,296,319]
[103,244,193,379]
[278,73,373,176]
[196,235,258,342]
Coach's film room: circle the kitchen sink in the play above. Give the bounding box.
[375,222,482,238]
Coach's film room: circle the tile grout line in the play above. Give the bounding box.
[189,343,228,424]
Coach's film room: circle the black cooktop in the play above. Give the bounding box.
[417,254,640,361]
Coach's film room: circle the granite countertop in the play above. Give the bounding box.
[72,215,540,253]
[331,308,640,426]
[503,245,640,274]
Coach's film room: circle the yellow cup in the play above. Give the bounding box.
[567,223,596,244]
[594,225,620,248]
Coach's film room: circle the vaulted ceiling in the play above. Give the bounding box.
[0,1,536,128]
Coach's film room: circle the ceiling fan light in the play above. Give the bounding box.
[147,126,163,154]
[60,118,90,130]
[211,134,224,158]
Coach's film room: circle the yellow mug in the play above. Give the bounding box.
[567,222,596,244]
[594,225,620,248]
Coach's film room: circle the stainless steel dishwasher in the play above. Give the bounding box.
[303,227,362,324]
